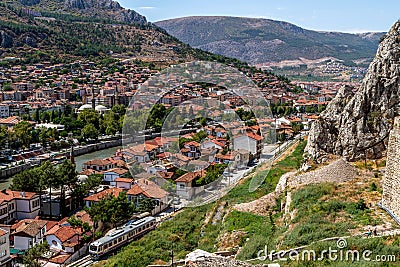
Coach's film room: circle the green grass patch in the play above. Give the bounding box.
[102,140,308,266]
[102,205,210,267]
[226,140,306,204]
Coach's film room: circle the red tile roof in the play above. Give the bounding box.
[83,188,124,202]
[0,190,38,201]
[127,179,168,199]
[175,170,206,183]
[126,184,151,198]
[49,254,71,264]
[46,226,80,243]
[115,177,134,183]
[13,219,46,238]
[106,168,129,175]
[84,158,113,167]
[0,228,7,237]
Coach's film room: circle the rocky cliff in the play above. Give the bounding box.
[13,0,147,25]
[305,20,400,162]
[64,0,147,24]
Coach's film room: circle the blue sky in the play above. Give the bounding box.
[118,0,398,33]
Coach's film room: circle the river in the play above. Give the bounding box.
[0,146,121,190]
[74,146,121,172]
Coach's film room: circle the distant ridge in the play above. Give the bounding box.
[156,16,385,66]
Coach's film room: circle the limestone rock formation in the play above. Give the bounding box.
[306,20,400,161]
[0,31,13,48]
[20,0,40,5]
[64,0,147,24]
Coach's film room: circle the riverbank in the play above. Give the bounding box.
[0,138,122,190]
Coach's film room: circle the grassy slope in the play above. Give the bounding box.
[98,141,306,266]
[100,140,400,267]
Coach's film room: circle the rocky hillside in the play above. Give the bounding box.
[305,20,400,162]
[0,1,204,63]
[156,16,384,67]
[11,0,146,24]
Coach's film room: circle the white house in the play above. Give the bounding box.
[200,139,223,150]
[175,170,206,200]
[0,190,40,224]
[146,164,167,175]
[115,178,134,189]
[127,179,169,215]
[233,133,263,160]
[45,225,81,253]
[12,219,47,251]
[103,168,129,186]
[0,228,11,266]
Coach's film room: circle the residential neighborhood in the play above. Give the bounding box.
[0,56,363,266]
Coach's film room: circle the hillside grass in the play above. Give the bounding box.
[99,141,306,266]
[225,140,306,204]
[98,139,397,266]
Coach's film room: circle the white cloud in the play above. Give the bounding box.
[137,6,156,10]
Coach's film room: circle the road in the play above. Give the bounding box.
[65,134,305,266]
[182,133,305,207]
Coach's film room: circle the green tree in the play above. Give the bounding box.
[0,126,9,149]
[199,117,207,127]
[72,174,102,204]
[10,167,42,192]
[137,198,156,212]
[58,160,78,216]
[291,122,303,135]
[87,191,135,228]
[81,123,99,140]
[305,106,316,113]
[318,104,326,113]
[111,104,126,117]
[58,159,78,189]
[14,121,33,148]
[102,111,119,135]
[23,242,50,267]
[2,83,13,91]
[78,109,100,129]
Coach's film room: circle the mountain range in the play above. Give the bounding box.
[156,16,385,67]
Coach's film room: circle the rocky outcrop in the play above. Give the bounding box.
[22,35,37,47]
[306,20,400,161]
[20,0,40,5]
[64,0,147,24]
[64,0,119,9]
[0,31,13,48]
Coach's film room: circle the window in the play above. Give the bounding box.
[32,199,40,208]
[179,184,185,189]
[8,203,14,211]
